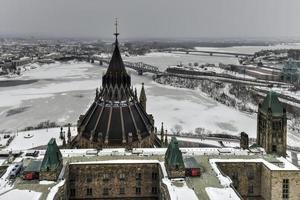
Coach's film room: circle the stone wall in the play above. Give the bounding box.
[68,163,161,199]
[74,134,155,149]
[217,162,262,199]
[40,163,63,181]
[257,107,287,157]
[217,162,300,200]
[269,169,300,200]
[165,165,185,179]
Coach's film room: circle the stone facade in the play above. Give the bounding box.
[165,137,185,179]
[257,91,287,157]
[240,132,249,150]
[257,108,287,157]
[74,133,156,149]
[39,163,63,181]
[67,163,162,199]
[217,162,300,200]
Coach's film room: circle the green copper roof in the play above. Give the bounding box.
[40,138,62,171]
[165,137,184,168]
[259,90,284,116]
[249,143,260,149]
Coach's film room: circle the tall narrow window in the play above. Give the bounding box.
[103,173,110,182]
[282,179,289,199]
[152,187,158,194]
[136,173,141,180]
[86,188,92,196]
[119,173,125,180]
[103,188,109,196]
[248,184,254,194]
[119,187,125,195]
[152,172,158,180]
[70,188,76,197]
[135,187,141,195]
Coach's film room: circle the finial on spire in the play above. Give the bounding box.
[114,18,119,40]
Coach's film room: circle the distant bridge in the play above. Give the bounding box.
[91,56,160,75]
[163,49,254,57]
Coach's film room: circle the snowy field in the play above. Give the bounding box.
[0,45,299,147]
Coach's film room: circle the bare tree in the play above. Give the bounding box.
[171,124,183,135]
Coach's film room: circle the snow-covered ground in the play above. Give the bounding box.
[0,45,299,147]
[0,59,257,137]
[4,127,77,151]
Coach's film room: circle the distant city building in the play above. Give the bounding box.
[288,49,300,60]
[281,59,299,85]
[257,91,287,157]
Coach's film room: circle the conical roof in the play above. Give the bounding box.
[259,90,284,116]
[40,138,62,171]
[105,39,128,76]
[165,137,184,168]
[139,83,147,101]
[76,31,156,147]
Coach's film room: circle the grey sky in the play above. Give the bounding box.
[0,0,299,39]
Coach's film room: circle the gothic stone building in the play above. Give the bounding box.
[71,31,161,149]
[257,90,287,157]
[67,162,162,200]
[217,161,300,200]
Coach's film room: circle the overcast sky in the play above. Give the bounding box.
[0,0,299,40]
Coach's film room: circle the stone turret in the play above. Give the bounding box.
[40,138,63,181]
[67,123,71,144]
[164,130,168,146]
[139,83,147,112]
[160,122,164,144]
[165,137,185,178]
[257,90,287,157]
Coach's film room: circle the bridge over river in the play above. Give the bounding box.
[91,56,160,75]
[163,49,254,57]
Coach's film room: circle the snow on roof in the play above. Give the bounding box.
[0,164,15,194]
[205,187,240,200]
[5,127,77,151]
[70,159,161,165]
[162,178,198,200]
[0,189,41,200]
[211,157,299,172]
[46,180,65,200]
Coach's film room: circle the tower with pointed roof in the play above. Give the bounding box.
[139,83,147,112]
[165,137,185,178]
[71,21,161,149]
[257,90,287,157]
[40,138,63,181]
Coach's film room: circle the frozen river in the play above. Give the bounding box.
[1,44,300,143]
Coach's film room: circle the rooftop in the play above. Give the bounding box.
[1,147,298,200]
[259,90,284,116]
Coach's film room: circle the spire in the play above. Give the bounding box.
[259,90,284,116]
[165,137,184,169]
[102,20,130,86]
[114,18,119,43]
[160,122,164,142]
[139,83,147,111]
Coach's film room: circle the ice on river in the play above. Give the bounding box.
[0,58,257,138]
